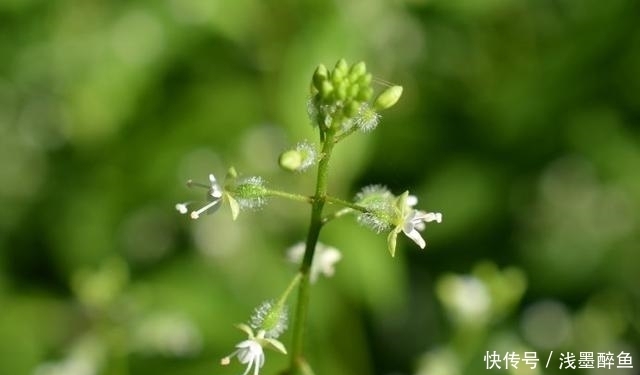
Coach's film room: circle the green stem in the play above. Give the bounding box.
[334,126,358,143]
[276,273,302,308]
[288,129,336,373]
[326,196,368,213]
[321,207,354,225]
[266,189,314,204]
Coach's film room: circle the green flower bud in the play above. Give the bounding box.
[336,81,348,101]
[312,64,328,91]
[279,150,303,171]
[344,100,361,118]
[332,68,345,85]
[357,86,374,101]
[349,61,367,80]
[348,83,360,98]
[320,80,334,99]
[278,141,317,172]
[334,58,349,75]
[358,73,373,86]
[373,85,403,110]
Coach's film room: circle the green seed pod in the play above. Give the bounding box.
[373,85,403,110]
[312,64,328,91]
[233,178,267,200]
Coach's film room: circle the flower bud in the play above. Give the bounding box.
[373,85,403,110]
[279,150,303,171]
[335,81,348,101]
[312,64,328,91]
[344,100,361,118]
[279,141,317,172]
[348,83,360,98]
[358,73,373,86]
[319,80,334,99]
[357,86,373,101]
[334,58,349,75]
[349,61,367,80]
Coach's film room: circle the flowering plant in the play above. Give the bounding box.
[177,59,441,375]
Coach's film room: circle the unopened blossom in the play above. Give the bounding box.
[221,324,286,375]
[287,242,342,283]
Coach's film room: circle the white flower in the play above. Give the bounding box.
[222,339,264,375]
[176,174,224,219]
[387,192,442,257]
[221,324,286,375]
[402,210,442,249]
[287,242,342,283]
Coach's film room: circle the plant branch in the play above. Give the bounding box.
[266,189,314,204]
[288,129,336,374]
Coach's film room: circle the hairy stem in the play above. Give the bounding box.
[288,129,336,373]
[326,196,369,213]
[266,189,314,204]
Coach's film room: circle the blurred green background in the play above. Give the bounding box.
[1,0,639,374]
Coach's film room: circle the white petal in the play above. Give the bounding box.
[403,216,416,234]
[404,228,426,249]
[241,358,252,375]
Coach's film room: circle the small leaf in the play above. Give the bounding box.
[264,338,287,354]
[387,229,399,257]
[227,193,240,220]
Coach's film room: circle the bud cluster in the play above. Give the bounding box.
[308,59,402,134]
